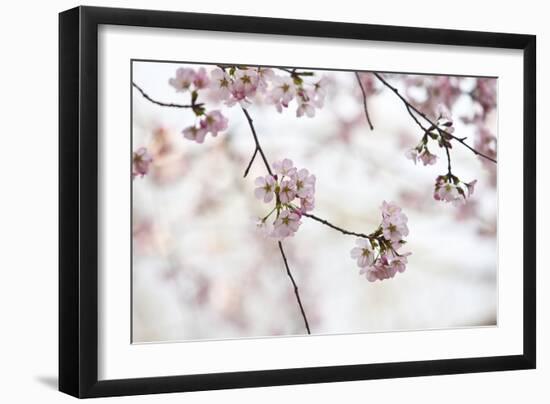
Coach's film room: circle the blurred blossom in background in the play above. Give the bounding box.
[131,61,497,343]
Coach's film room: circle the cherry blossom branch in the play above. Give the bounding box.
[444,144,452,175]
[301,212,374,240]
[278,241,311,334]
[355,72,374,130]
[240,108,311,334]
[243,148,259,178]
[241,108,274,177]
[373,73,497,164]
[132,82,201,109]
[132,80,311,334]
[240,108,380,244]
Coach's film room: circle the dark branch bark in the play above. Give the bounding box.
[278,241,311,334]
[301,212,373,239]
[444,145,452,175]
[132,82,199,109]
[241,108,273,177]
[243,148,259,178]
[355,72,374,130]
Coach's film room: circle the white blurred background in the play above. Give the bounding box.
[131,61,497,343]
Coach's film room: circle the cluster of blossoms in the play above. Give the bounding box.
[433,175,477,205]
[405,107,454,167]
[253,159,316,240]
[350,201,411,282]
[169,67,229,144]
[209,66,327,118]
[168,65,327,144]
[132,147,153,179]
[404,107,478,205]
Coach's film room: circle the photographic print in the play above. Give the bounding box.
[131,61,498,343]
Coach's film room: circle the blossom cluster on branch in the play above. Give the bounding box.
[402,107,477,205]
[402,74,498,171]
[433,175,477,205]
[159,65,329,146]
[132,64,498,334]
[211,66,327,117]
[350,201,411,282]
[254,158,316,239]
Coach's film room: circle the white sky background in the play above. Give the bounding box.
[131,61,497,343]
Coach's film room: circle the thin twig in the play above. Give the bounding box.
[302,212,373,239]
[132,82,199,109]
[444,145,452,175]
[373,72,497,164]
[278,241,311,334]
[243,148,259,178]
[355,72,374,130]
[241,108,273,177]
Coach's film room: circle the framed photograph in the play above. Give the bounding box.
[59,6,536,398]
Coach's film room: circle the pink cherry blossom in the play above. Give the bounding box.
[299,195,315,213]
[278,180,297,204]
[169,67,196,92]
[193,67,210,90]
[381,200,403,218]
[296,88,316,118]
[256,67,275,93]
[350,238,375,268]
[200,110,228,136]
[209,68,232,101]
[390,252,411,273]
[272,158,296,177]
[254,175,276,203]
[434,182,460,202]
[419,149,438,166]
[311,77,328,108]
[292,168,316,199]
[227,68,258,107]
[465,180,477,197]
[382,211,409,243]
[433,175,477,205]
[273,210,302,239]
[405,148,419,164]
[132,147,153,179]
[360,256,397,282]
[269,76,296,111]
[182,125,207,144]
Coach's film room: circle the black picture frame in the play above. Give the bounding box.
[59,5,536,398]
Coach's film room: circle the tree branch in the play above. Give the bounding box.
[301,212,373,239]
[373,72,497,164]
[278,241,311,334]
[132,82,200,109]
[241,108,274,177]
[243,148,259,178]
[444,145,452,175]
[355,72,374,130]
[240,108,310,334]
